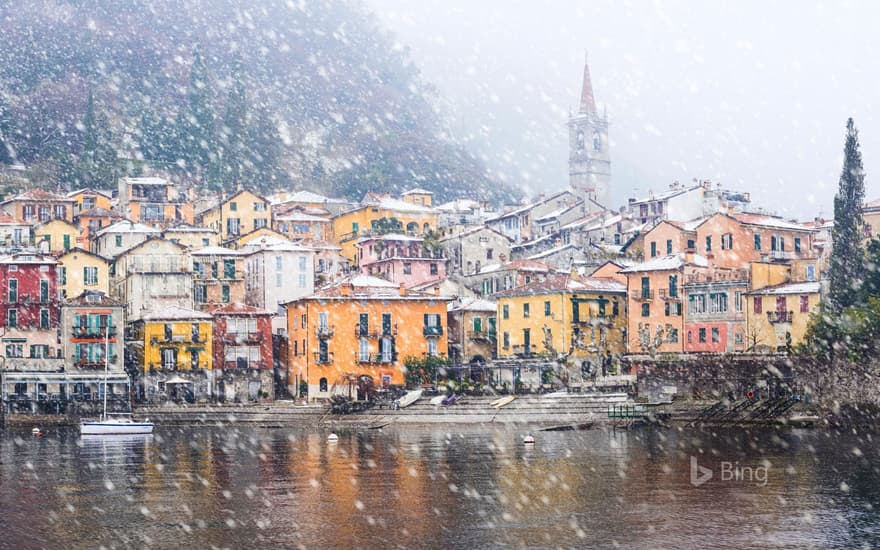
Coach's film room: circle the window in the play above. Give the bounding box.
[382,313,392,335]
[7,309,16,327]
[544,301,551,316]
[735,291,743,312]
[687,239,695,249]
[689,294,707,315]
[23,205,34,221]
[487,248,494,260]
[224,260,236,279]
[650,241,657,257]
[226,218,241,236]
[669,328,679,343]
[754,297,763,314]
[8,278,17,302]
[319,377,328,392]
[721,233,733,250]
[641,277,651,299]
[319,339,329,363]
[380,337,393,362]
[664,302,670,316]
[800,295,810,313]
[39,206,49,222]
[705,236,712,252]
[806,265,816,281]
[709,293,728,314]
[6,344,22,358]
[523,303,530,318]
[688,331,693,344]
[666,239,673,254]
[254,202,267,212]
[779,237,785,251]
[161,348,177,370]
[427,338,438,357]
[115,234,123,247]
[612,301,619,316]
[31,344,50,358]
[430,263,438,275]
[254,219,268,230]
[795,237,802,253]
[503,332,510,348]
[40,279,48,303]
[598,300,606,317]
[473,316,483,333]
[699,328,707,343]
[711,327,720,343]
[754,234,761,250]
[403,262,412,275]
[40,309,49,328]
[771,236,778,251]
[318,312,329,332]
[221,285,230,303]
[301,315,307,329]
[202,238,210,246]
[192,323,201,343]
[229,201,237,211]
[59,267,66,286]
[84,267,98,286]
[665,302,682,316]
[359,313,369,336]
[735,332,744,346]
[641,303,650,317]
[503,305,509,319]
[668,275,678,298]
[194,285,207,303]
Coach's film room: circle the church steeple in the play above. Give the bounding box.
[568,54,610,211]
[579,53,597,115]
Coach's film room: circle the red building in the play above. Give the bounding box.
[207,303,275,402]
[0,252,61,333]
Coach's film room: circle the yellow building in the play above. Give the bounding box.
[495,274,627,371]
[331,194,439,262]
[130,306,215,402]
[57,248,110,299]
[745,282,820,353]
[34,218,80,254]
[162,224,220,249]
[401,188,434,207]
[286,275,450,400]
[196,190,272,243]
[228,226,290,250]
[67,188,112,216]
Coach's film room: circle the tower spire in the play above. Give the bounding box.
[579,51,597,115]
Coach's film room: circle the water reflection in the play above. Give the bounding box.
[0,425,878,548]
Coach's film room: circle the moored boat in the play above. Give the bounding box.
[81,414,154,435]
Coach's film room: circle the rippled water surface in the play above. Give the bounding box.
[0,423,878,549]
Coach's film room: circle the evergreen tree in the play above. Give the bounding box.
[829,118,867,313]
[179,46,216,178]
[75,87,117,188]
[218,55,248,190]
[0,92,15,164]
[246,103,283,193]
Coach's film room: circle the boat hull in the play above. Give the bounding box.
[80,421,154,435]
[397,389,423,408]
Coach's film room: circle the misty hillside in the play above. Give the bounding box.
[0,0,516,203]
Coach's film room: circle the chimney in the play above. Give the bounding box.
[399,283,407,297]
[340,282,353,297]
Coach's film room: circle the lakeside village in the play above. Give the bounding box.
[0,62,853,423]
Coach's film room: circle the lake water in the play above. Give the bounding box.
[0,423,878,549]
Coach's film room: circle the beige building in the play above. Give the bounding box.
[92,220,160,259]
[190,246,247,309]
[439,225,512,276]
[196,190,272,244]
[110,237,193,321]
[57,248,111,299]
[162,224,221,249]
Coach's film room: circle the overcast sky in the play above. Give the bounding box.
[366,0,880,219]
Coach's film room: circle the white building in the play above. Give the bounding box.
[243,240,315,332]
[93,220,160,259]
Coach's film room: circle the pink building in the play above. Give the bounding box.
[356,234,445,289]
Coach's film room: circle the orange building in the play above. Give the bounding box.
[286,275,449,400]
[641,219,701,260]
[621,253,709,355]
[694,213,816,269]
[0,189,75,223]
[117,176,194,227]
[75,207,123,246]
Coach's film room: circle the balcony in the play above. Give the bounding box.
[222,360,266,371]
[630,290,654,301]
[2,358,65,372]
[423,325,444,337]
[316,325,335,338]
[313,351,334,365]
[767,311,793,324]
[512,344,532,357]
[221,332,264,344]
[150,334,205,345]
[72,327,118,340]
[467,330,496,341]
[356,352,397,364]
[73,357,119,369]
[658,289,681,301]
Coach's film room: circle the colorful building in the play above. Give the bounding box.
[356,233,445,288]
[34,218,79,254]
[61,290,124,375]
[285,275,449,400]
[331,194,439,261]
[208,303,275,403]
[161,224,220,249]
[745,281,820,353]
[57,248,110,299]
[128,306,214,402]
[461,259,551,297]
[117,176,194,227]
[682,267,750,353]
[75,207,123,246]
[109,237,193,321]
[0,212,32,247]
[191,246,246,309]
[196,189,272,243]
[67,188,112,216]
[92,220,160,259]
[0,188,75,223]
[694,212,816,269]
[273,208,332,242]
[447,297,497,378]
[243,240,315,330]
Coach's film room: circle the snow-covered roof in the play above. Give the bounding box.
[190,245,246,256]
[95,220,160,237]
[363,196,435,213]
[448,297,497,312]
[163,224,217,233]
[67,188,113,199]
[535,202,582,223]
[436,199,482,212]
[527,243,582,260]
[268,190,349,205]
[478,259,550,274]
[274,211,330,223]
[439,225,509,242]
[619,253,708,273]
[629,184,701,205]
[357,233,423,243]
[245,241,313,253]
[730,213,814,231]
[748,281,821,295]
[401,188,433,195]
[142,306,212,321]
[122,176,169,186]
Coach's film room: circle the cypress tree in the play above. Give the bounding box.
[218,55,248,190]
[828,118,867,313]
[180,46,216,177]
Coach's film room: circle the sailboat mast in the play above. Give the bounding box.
[103,317,109,421]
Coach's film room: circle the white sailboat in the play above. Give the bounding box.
[80,322,153,435]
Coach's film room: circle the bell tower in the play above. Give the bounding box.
[568,56,610,211]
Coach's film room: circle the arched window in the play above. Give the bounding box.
[319,377,328,392]
[576,130,585,152]
[593,130,601,152]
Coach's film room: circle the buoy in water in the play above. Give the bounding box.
[32,427,42,437]
[327,433,339,442]
[523,435,535,445]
